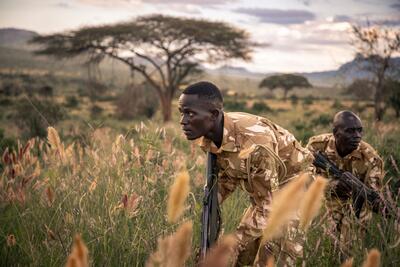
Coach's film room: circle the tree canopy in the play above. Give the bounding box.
[31,14,253,121]
[259,74,312,100]
[351,25,400,120]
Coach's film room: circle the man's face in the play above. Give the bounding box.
[178,94,216,140]
[334,116,363,154]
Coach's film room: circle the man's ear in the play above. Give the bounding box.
[210,109,221,121]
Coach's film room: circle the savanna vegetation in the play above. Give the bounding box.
[0,17,399,267]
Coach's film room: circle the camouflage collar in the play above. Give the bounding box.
[194,112,239,154]
[326,134,362,160]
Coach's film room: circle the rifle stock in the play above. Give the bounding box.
[200,152,220,260]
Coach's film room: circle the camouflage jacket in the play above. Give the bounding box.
[306,133,384,220]
[194,112,314,208]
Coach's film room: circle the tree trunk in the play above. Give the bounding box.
[283,89,288,101]
[374,87,385,121]
[160,94,172,122]
[374,67,387,121]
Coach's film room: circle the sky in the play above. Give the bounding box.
[0,0,399,73]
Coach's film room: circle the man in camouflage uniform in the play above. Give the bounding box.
[178,81,314,266]
[306,111,384,257]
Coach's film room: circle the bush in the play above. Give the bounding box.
[0,81,23,96]
[14,97,66,139]
[250,101,273,114]
[223,100,247,112]
[331,99,344,109]
[65,95,79,108]
[0,97,12,106]
[292,120,314,144]
[115,83,158,120]
[311,113,332,127]
[37,85,54,97]
[302,95,314,106]
[91,104,103,117]
[290,94,299,106]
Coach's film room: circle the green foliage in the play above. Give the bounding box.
[310,113,332,127]
[31,14,254,121]
[250,101,273,114]
[290,94,299,106]
[14,97,66,139]
[0,97,13,106]
[223,99,247,112]
[90,104,103,118]
[331,99,343,109]
[292,120,315,144]
[65,95,79,108]
[302,95,314,106]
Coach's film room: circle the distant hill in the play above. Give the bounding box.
[0,28,39,50]
[0,27,399,92]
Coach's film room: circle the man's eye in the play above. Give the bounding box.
[188,112,194,117]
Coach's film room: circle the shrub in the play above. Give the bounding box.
[290,94,299,106]
[302,95,314,106]
[310,113,331,127]
[14,97,66,139]
[223,100,247,112]
[0,81,23,96]
[37,85,54,97]
[115,83,158,120]
[250,101,273,114]
[292,120,314,144]
[331,99,344,109]
[0,97,12,106]
[91,104,103,118]
[65,95,79,108]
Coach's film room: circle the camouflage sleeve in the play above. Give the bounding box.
[365,155,384,191]
[218,171,239,204]
[246,144,282,194]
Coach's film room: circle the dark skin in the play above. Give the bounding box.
[178,94,224,148]
[333,111,363,158]
[332,111,363,197]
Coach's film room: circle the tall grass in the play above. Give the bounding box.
[1,108,399,266]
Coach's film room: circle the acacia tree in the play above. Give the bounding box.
[259,74,312,100]
[351,25,400,120]
[31,15,253,122]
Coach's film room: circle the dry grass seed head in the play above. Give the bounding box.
[65,234,88,267]
[262,173,309,242]
[146,221,193,267]
[362,248,380,267]
[340,258,354,267]
[167,169,190,223]
[200,235,237,267]
[6,234,16,247]
[299,176,328,230]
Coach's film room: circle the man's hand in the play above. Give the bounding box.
[330,178,352,200]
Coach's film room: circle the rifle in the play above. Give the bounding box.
[200,152,221,260]
[313,151,395,218]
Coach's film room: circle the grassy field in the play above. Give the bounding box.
[0,70,399,266]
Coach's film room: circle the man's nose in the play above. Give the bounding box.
[180,115,188,125]
[355,130,362,139]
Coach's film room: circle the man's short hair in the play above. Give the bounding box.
[182,81,223,109]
